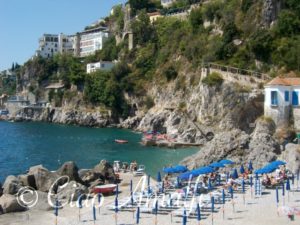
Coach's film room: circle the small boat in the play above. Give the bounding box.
[134,165,145,176]
[93,184,117,194]
[115,139,128,144]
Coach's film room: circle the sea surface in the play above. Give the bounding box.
[0,121,198,182]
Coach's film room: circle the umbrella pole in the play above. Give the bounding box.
[115,213,118,225]
[232,199,235,213]
[78,208,81,221]
[155,214,158,225]
[243,193,245,205]
[171,213,173,224]
[222,204,225,219]
[55,216,57,225]
[211,212,214,225]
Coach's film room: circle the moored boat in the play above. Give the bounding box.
[93,184,117,194]
[115,139,128,144]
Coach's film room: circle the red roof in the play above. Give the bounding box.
[266,77,300,86]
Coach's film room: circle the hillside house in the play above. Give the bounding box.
[264,77,300,130]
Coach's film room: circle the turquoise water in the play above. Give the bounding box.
[0,121,198,182]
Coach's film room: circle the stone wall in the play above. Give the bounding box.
[264,104,290,127]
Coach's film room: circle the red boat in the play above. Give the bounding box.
[93,184,117,194]
[115,139,128,144]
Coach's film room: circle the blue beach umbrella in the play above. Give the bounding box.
[208,178,212,190]
[217,174,221,186]
[250,176,253,187]
[232,168,238,179]
[286,178,291,191]
[219,159,235,165]
[240,165,245,174]
[183,208,187,225]
[54,199,59,216]
[154,200,158,215]
[211,196,215,212]
[276,187,279,204]
[174,165,188,173]
[136,206,140,224]
[291,173,295,185]
[196,203,201,222]
[176,176,181,188]
[157,172,162,182]
[248,161,253,171]
[115,197,118,213]
[222,189,225,204]
[229,186,234,199]
[93,205,96,222]
[162,181,165,193]
[209,162,225,168]
[269,160,286,167]
[242,179,245,193]
[54,199,59,225]
[131,191,134,206]
[116,184,119,198]
[130,180,133,192]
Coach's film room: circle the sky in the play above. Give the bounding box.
[0,0,127,71]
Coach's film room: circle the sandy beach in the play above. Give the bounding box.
[0,172,299,225]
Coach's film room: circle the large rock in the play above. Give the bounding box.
[56,161,81,183]
[281,143,300,174]
[29,165,59,192]
[18,174,37,189]
[92,160,116,184]
[0,182,3,197]
[0,194,26,213]
[57,181,88,202]
[181,118,280,169]
[2,175,22,195]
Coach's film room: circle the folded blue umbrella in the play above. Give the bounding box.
[93,204,96,221]
[130,180,133,192]
[240,165,245,174]
[157,172,162,182]
[222,189,225,204]
[286,178,291,191]
[183,208,187,225]
[115,197,118,213]
[276,187,279,204]
[196,203,201,221]
[54,199,59,217]
[219,159,235,165]
[242,179,245,193]
[248,161,253,171]
[232,168,238,179]
[136,207,140,224]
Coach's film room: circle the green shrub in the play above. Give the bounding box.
[164,65,178,81]
[202,72,223,86]
[145,96,155,109]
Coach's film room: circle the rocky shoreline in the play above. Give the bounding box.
[0,160,117,214]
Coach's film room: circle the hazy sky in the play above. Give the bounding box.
[0,0,127,71]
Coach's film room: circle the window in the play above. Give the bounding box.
[292,91,299,106]
[285,91,289,102]
[271,91,278,106]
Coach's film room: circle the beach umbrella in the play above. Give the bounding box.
[154,200,158,225]
[242,179,246,205]
[291,173,295,185]
[173,165,188,173]
[211,196,215,225]
[183,208,187,225]
[78,195,84,221]
[232,168,238,179]
[240,165,245,174]
[222,189,225,219]
[269,160,286,167]
[115,197,118,213]
[97,194,101,215]
[226,172,229,182]
[157,172,162,182]
[276,187,279,216]
[116,184,119,198]
[191,166,215,176]
[54,199,59,225]
[208,178,212,190]
[93,204,96,224]
[209,162,225,168]
[286,178,291,191]
[250,175,253,198]
[219,159,235,165]
[161,181,165,193]
[178,172,194,180]
[242,179,245,193]
[176,176,181,188]
[131,191,134,206]
[196,203,201,224]
[136,206,140,224]
[130,180,133,192]
[286,178,291,202]
[248,161,253,171]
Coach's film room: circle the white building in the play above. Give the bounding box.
[86,61,115,74]
[79,28,109,57]
[264,77,300,130]
[36,28,109,58]
[36,33,75,58]
[161,0,176,8]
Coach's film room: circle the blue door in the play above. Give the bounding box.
[292,91,299,106]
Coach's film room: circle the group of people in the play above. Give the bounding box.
[262,165,288,186]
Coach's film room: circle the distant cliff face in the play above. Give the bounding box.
[262,0,283,27]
